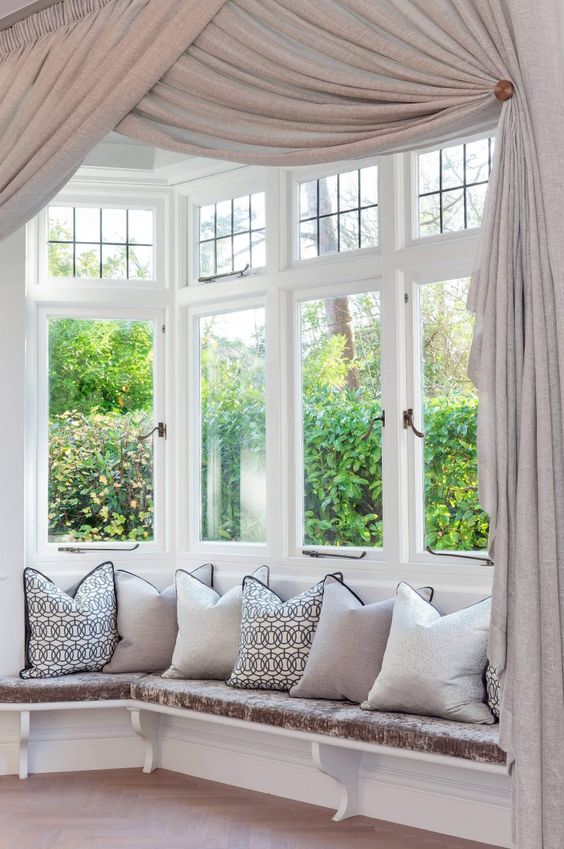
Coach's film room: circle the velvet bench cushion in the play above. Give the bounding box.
[0,674,505,766]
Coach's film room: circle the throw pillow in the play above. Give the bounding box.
[163,566,269,681]
[227,575,332,691]
[290,576,433,703]
[21,562,118,679]
[103,563,213,674]
[362,583,494,723]
[485,662,501,719]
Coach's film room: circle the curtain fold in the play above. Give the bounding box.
[1,1,562,846]
[0,0,228,237]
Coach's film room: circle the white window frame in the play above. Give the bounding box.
[30,185,169,289]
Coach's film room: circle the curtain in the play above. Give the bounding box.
[1,1,563,846]
[0,0,226,237]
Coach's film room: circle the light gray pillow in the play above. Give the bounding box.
[103,564,213,674]
[362,582,494,724]
[290,576,433,703]
[163,566,269,681]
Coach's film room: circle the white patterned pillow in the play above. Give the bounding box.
[227,576,328,691]
[21,562,118,679]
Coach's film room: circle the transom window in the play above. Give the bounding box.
[299,166,378,259]
[48,206,154,279]
[198,192,266,279]
[417,137,494,237]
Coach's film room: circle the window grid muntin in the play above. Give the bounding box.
[299,167,378,258]
[198,193,266,278]
[417,138,494,236]
[48,206,153,280]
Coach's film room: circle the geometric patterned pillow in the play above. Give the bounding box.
[20,562,118,679]
[226,576,329,691]
[485,662,501,719]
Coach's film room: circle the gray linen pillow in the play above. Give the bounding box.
[103,563,213,674]
[163,566,269,681]
[290,576,433,703]
[362,582,494,724]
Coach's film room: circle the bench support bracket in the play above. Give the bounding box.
[311,741,361,821]
[129,708,160,774]
[19,710,30,780]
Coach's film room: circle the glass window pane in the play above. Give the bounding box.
[48,318,155,543]
[215,200,232,238]
[233,232,251,269]
[48,242,73,278]
[466,183,488,229]
[199,205,215,241]
[48,206,73,242]
[300,220,318,259]
[418,150,440,194]
[360,206,378,248]
[339,170,358,212]
[199,241,215,277]
[251,230,266,268]
[319,215,339,255]
[128,209,153,244]
[233,195,250,234]
[102,244,127,279]
[128,245,154,280]
[300,181,317,220]
[339,211,359,251]
[75,243,100,278]
[102,208,126,243]
[300,292,382,548]
[251,192,265,230]
[216,236,232,274]
[360,165,378,207]
[318,175,338,217]
[442,189,465,232]
[200,308,266,543]
[75,208,100,243]
[418,194,441,237]
[465,138,490,185]
[420,278,489,551]
[441,144,464,189]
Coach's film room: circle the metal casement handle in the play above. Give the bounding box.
[138,422,167,441]
[403,408,425,438]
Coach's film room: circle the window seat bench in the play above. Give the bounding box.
[0,673,506,822]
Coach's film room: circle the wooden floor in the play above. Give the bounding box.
[0,769,497,849]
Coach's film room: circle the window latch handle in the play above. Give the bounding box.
[138,422,167,441]
[403,408,425,438]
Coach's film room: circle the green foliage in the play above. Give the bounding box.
[49,319,153,416]
[424,396,489,551]
[48,410,153,542]
[303,387,383,547]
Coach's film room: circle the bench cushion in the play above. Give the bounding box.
[0,672,146,704]
[131,677,505,766]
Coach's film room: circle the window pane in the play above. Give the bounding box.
[102,208,126,243]
[48,242,73,278]
[417,136,494,237]
[75,243,100,278]
[128,245,154,280]
[75,208,100,242]
[128,209,153,245]
[200,308,266,543]
[198,192,266,278]
[102,244,127,279]
[420,278,489,551]
[299,166,378,258]
[48,207,73,242]
[300,292,382,548]
[48,318,155,543]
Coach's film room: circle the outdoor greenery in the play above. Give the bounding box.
[47,277,488,550]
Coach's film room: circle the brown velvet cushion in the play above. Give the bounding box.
[0,672,146,704]
[131,677,505,765]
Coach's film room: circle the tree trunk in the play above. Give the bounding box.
[324,297,360,390]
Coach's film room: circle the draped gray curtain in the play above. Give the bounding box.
[1,1,563,847]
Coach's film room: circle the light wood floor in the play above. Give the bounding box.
[0,768,497,849]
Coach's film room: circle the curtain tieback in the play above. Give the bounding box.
[495,80,514,100]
